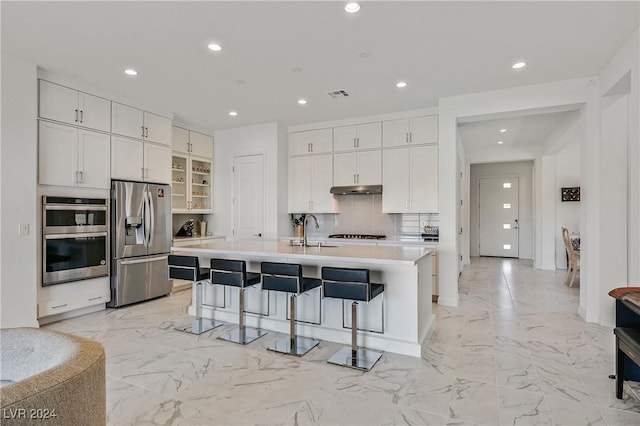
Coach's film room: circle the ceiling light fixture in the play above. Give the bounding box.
[124,69,138,76]
[500,128,507,133]
[228,111,238,116]
[344,2,360,13]
[208,43,222,52]
[498,141,504,144]
[396,81,407,88]
[512,61,526,69]
[297,99,307,105]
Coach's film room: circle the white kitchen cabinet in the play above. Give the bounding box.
[39,121,110,189]
[382,145,438,212]
[171,154,212,213]
[333,150,381,186]
[111,136,171,183]
[289,128,333,156]
[39,80,111,132]
[172,126,190,154]
[289,154,336,213]
[172,126,214,158]
[111,102,172,146]
[333,122,381,152]
[382,115,438,147]
[38,276,110,319]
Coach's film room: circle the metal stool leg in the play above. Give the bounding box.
[267,293,319,356]
[218,287,267,344]
[327,301,382,371]
[175,280,223,335]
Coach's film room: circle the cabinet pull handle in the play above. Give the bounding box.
[52,304,68,309]
[354,174,356,183]
[405,133,409,144]
[409,132,412,143]
[142,167,145,178]
[75,109,79,122]
[354,138,357,148]
[142,126,145,138]
[310,142,313,153]
[357,137,360,148]
[80,110,84,123]
[357,174,359,183]
[78,171,84,183]
[88,296,103,301]
[145,127,149,138]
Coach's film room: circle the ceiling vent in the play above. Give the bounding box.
[328,90,350,98]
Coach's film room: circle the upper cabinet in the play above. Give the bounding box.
[288,154,336,213]
[333,150,382,186]
[333,122,381,152]
[111,136,171,184]
[382,115,438,147]
[172,126,214,158]
[39,80,110,132]
[111,102,172,146]
[289,128,333,156]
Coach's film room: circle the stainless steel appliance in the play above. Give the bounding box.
[42,196,109,286]
[108,181,172,307]
[328,234,386,240]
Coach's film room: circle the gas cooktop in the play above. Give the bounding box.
[328,234,387,240]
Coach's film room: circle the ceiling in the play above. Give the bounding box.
[2,1,638,134]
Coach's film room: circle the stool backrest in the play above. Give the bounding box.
[210,258,247,287]
[321,267,371,302]
[261,262,302,293]
[168,254,199,281]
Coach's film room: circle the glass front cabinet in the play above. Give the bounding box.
[171,154,212,213]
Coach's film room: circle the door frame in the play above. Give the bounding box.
[231,152,266,240]
[477,174,521,258]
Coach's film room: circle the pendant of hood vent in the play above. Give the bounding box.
[330,185,382,195]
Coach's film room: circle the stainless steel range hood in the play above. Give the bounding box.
[330,185,382,195]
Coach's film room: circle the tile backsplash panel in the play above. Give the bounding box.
[301,194,438,239]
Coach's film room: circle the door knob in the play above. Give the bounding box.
[253,233,262,237]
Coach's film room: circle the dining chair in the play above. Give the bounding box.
[561,227,580,287]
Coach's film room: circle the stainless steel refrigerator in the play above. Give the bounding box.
[108,180,172,307]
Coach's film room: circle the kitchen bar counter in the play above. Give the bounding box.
[172,240,434,357]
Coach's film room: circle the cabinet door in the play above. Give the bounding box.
[78,92,110,132]
[144,111,172,146]
[288,156,312,212]
[356,150,382,185]
[410,115,438,145]
[78,129,110,189]
[382,118,410,147]
[39,80,78,126]
[333,125,357,152]
[189,131,213,158]
[333,152,357,186]
[39,121,77,186]
[171,154,189,211]
[144,143,172,184]
[356,122,382,150]
[410,145,438,212]
[309,128,333,153]
[311,154,335,212]
[112,102,144,139]
[289,131,311,156]
[382,148,410,212]
[171,126,190,154]
[189,156,212,211]
[111,136,144,181]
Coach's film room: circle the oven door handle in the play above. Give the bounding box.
[44,205,107,211]
[45,232,107,239]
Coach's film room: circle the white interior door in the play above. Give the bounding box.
[479,177,519,257]
[233,154,264,240]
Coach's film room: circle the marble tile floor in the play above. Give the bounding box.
[44,257,640,425]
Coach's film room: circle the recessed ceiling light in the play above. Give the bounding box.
[208,43,222,52]
[396,81,407,88]
[498,141,504,144]
[500,128,507,133]
[297,99,307,105]
[344,2,360,13]
[124,69,138,76]
[359,51,372,58]
[512,61,526,69]
[291,67,303,73]
[228,111,238,116]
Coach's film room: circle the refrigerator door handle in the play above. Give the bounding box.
[143,191,151,247]
[147,191,155,247]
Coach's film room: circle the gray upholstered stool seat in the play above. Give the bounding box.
[211,258,268,345]
[169,254,223,335]
[322,266,385,371]
[261,262,322,356]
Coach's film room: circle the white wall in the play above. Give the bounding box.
[469,161,534,259]
[553,142,581,269]
[212,122,288,240]
[1,54,39,328]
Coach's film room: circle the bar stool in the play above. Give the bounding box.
[261,262,321,356]
[168,254,223,335]
[322,266,385,371]
[210,258,268,345]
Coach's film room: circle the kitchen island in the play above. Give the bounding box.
[171,240,434,357]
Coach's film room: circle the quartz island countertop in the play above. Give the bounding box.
[171,239,431,266]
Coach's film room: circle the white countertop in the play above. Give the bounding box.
[172,240,432,266]
[172,234,226,242]
[279,236,438,247]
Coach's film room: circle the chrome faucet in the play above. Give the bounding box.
[303,214,319,247]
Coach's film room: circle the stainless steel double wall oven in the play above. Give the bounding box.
[42,196,109,286]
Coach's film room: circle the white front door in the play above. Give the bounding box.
[479,177,519,257]
[233,154,264,240]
